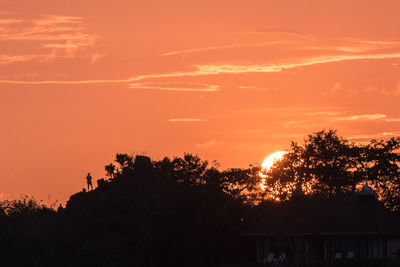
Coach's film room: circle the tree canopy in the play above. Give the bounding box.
[262,129,400,210]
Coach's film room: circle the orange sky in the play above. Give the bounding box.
[1,0,400,204]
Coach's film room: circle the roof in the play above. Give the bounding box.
[245,194,400,236]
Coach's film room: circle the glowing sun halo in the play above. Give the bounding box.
[262,151,287,171]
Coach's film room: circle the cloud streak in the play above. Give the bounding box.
[348,132,400,141]
[385,118,400,122]
[192,53,400,76]
[195,140,218,149]
[1,52,400,85]
[0,13,98,64]
[246,28,304,35]
[336,114,387,121]
[0,54,46,65]
[33,15,82,26]
[129,82,219,92]
[168,118,206,122]
[238,85,273,91]
[0,19,23,24]
[162,41,296,56]
[163,37,398,57]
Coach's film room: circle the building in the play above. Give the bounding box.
[245,180,400,263]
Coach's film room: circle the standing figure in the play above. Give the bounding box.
[86,172,93,191]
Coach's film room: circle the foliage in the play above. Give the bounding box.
[262,130,400,210]
[0,196,54,216]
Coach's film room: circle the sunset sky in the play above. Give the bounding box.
[1,0,400,203]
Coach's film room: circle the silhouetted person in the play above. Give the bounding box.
[86,172,93,191]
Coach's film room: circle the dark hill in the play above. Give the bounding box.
[22,155,248,267]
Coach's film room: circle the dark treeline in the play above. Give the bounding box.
[262,130,400,210]
[0,130,399,266]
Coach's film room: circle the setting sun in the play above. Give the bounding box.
[262,151,287,171]
[259,151,287,192]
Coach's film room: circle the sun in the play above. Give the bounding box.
[262,151,287,171]
[259,151,287,193]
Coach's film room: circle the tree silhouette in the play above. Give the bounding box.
[262,130,400,210]
[104,163,116,179]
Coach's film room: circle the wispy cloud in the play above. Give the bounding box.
[90,52,105,63]
[237,129,265,134]
[333,46,369,53]
[192,53,400,76]
[0,54,45,65]
[0,78,130,85]
[336,114,387,121]
[344,38,397,47]
[246,28,304,35]
[238,85,273,91]
[195,139,219,149]
[324,82,359,96]
[0,13,98,64]
[162,41,296,56]
[163,36,398,57]
[334,113,400,123]
[385,118,400,122]
[168,118,206,122]
[235,106,342,115]
[309,38,399,53]
[348,132,400,141]
[1,52,400,85]
[269,133,307,139]
[134,52,400,82]
[365,82,400,96]
[130,82,219,92]
[0,15,90,42]
[382,132,400,136]
[0,19,23,24]
[33,15,82,26]
[284,120,312,127]
[238,86,258,89]
[304,111,340,116]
